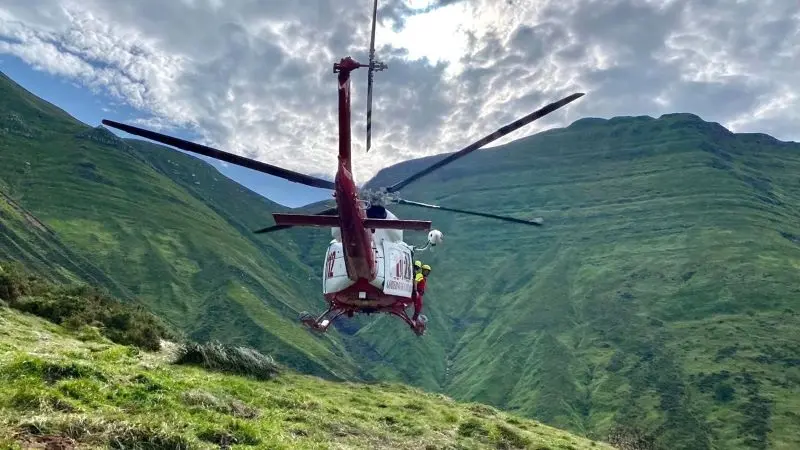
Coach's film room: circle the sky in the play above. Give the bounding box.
[1,0,798,207]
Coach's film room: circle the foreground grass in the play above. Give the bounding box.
[0,307,613,449]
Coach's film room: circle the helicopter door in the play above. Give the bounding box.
[322,241,355,294]
[368,240,385,291]
[381,240,414,298]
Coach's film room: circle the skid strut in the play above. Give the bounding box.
[299,302,427,336]
[387,303,427,336]
[299,306,348,332]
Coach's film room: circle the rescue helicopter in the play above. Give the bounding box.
[101,0,585,336]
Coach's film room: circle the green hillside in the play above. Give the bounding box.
[3,68,800,450]
[0,273,612,449]
[0,71,361,381]
[341,114,800,449]
[0,186,130,294]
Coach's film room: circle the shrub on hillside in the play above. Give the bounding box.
[0,261,176,351]
[607,425,657,450]
[0,261,48,300]
[173,341,280,380]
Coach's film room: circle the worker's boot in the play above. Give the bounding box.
[300,311,325,331]
[413,315,428,336]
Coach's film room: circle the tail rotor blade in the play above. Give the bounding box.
[385,92,585,193]
[395,198,543,226]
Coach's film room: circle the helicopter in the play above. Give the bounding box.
[101,0,585,336]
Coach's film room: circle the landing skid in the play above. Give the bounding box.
[299,303,427,336]
[298,307,345,333]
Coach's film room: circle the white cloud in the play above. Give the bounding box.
[1,0,798,186]
[383,2,474,76]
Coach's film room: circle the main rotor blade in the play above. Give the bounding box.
[365,0,379,152]
[396,198,543,226]
[102,119,336,190]
[385,92,585,193]
[253,206,339,234]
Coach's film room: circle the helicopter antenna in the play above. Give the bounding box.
[366,0,387,152]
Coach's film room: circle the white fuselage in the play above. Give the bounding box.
[324,208,415,297]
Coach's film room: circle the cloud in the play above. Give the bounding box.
[1,0,798,186]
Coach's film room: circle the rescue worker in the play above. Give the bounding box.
[411,260,423,318]
[412,263,431,325]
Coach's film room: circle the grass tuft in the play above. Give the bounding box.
[2,355,107,383]
[196,418,261,446]
[459,418,490,438]
[491,423,532,449]
[9,387,75,413]
[181,389,260,419]
[173,340,280,380]
[15,414,196,449]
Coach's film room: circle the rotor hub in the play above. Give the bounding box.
[359,188,396,208]
[371,60,388,72]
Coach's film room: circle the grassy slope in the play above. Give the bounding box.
[0,306,612,450]
[0,71,359,381]
[0,187,131,295]
[342,114,800,449]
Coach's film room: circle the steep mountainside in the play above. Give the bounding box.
[0,71,362,381]
[3,69,800,449]
[338,114,800,449]
[0,187,129,293]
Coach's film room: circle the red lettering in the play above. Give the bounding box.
[326,251,335,278]
[394,251,405,278]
